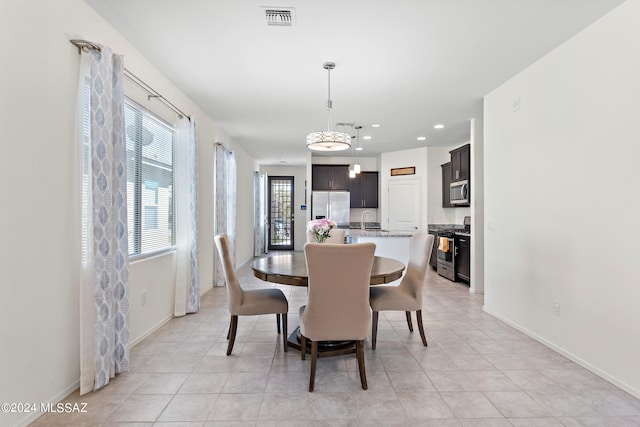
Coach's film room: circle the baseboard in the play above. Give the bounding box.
[483,306,640,400]
[130,313,174,347]
[15,380,80,427]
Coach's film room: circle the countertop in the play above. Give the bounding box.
[347,229,414,238]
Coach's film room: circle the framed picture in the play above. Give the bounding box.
[390,166,415,176]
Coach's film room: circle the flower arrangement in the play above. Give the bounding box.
[307,218,337,243]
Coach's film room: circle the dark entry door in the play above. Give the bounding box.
[268,176,294,250]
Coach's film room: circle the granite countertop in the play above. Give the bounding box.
[348,229,414,238]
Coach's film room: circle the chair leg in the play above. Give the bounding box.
[356,339,368,390]
[405,311,414,332]
[282,313,288,352]
[416,310,428,347]
[226,315,238,356]
[276,313,281,334]
[300,334,306,360]
[309,340,318,392]
[371,311,379,350]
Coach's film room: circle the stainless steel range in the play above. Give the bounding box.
[436,231,456,281]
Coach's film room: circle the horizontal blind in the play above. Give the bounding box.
[124,100,176,256]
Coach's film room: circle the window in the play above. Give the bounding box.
[81,81,177,260]
[124,100,176,256]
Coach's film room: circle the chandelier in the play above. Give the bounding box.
[306,62,351,151]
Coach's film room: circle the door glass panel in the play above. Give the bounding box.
[268,176,294,250]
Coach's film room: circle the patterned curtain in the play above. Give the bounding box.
[214,143,237,286]
[175,117,200,315]
[79,46,130,394]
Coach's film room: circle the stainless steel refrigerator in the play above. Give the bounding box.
[311,191,350,227]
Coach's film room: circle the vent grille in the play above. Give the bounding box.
[264,8,295,26]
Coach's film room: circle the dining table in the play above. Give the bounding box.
[251,252,406,355]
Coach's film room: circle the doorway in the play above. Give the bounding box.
[268,176,294,250]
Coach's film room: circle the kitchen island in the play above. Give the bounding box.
[346,229,414,270]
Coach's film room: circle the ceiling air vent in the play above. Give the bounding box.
[263,7,295,26]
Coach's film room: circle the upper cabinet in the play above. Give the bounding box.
[441,162,453,208]
[349,171,379,208]
[450,143,470,182]
[311,164,350,191]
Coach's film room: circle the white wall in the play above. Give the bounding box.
[0,1,255,425]
[484,0,640,397]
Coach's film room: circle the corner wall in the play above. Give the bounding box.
[484,1,640,396]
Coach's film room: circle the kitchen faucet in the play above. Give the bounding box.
[361,211,375,230]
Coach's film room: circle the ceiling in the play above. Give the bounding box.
[86,0,624,166]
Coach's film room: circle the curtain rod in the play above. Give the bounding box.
[70,39,189,120]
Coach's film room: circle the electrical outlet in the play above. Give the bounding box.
[142,291,148,306]
[553,300,560,316]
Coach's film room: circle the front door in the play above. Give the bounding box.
[268,176,294,250]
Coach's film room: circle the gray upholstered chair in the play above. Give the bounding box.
[306,228,346,244]
[214,234,289,356]
[300,242,376,391]
[369,232,434,350]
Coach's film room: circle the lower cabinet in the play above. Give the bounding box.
[455,235,470,282]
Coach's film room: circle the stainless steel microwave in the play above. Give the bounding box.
[450,180,469,205]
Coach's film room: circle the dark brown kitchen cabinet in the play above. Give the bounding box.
[349,171,378,208]
[455,234,470,282]
[450,143,470,182]
[441,162,453,208]
[311,165,350,191]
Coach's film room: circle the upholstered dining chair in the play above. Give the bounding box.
[214,233,289,356]
[300,242,376,391]
[306,228,346,244]
[369,232,434,350]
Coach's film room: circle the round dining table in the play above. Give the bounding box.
[251,252,405,287]
[250,252,406,356]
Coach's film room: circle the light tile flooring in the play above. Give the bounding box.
[32,257,640,426]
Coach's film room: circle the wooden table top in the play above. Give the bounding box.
[251,252,405,287]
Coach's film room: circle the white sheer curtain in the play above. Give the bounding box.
[175,117,200,315]
[214,143,236,286]
[78,46,130,395]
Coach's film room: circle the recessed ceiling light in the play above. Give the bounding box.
[434,124,445,129]
[355,147,363,151]
[363,135,372,140]
[417,136,427,141]
[371,124,381,128]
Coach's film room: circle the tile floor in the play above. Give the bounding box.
[32,257,640,426]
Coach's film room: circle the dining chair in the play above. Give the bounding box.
[306,228,346,244]
[300,242,376,391]
[214,233,289,355]
[369,232,434,350]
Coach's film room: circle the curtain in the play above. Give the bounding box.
[253,172,266,256]
[175,117,200,315]
[79,46,130,395]
[214,143,236,286]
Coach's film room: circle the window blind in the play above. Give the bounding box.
[124,100,176,256]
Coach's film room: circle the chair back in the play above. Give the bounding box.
[306,228,346,244]
[302,242,375,341]
[399,232,434,301]
[214,233,244,311]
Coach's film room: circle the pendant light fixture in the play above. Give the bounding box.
[353,125,362,174]
[306,62,351,151]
